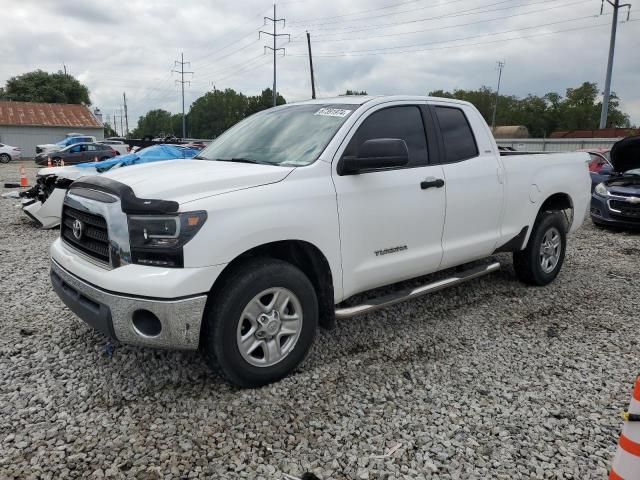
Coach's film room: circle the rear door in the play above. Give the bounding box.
[332,101,446,298]
[430,103,504,269]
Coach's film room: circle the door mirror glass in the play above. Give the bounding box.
[341,138,409,174]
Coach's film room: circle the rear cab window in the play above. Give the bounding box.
[434,106,479,163]
[343,105,429,168]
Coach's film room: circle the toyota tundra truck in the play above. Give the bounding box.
[49,96,591,387]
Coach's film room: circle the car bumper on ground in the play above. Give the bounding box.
[590,194,640,229]
[51,258,209,350]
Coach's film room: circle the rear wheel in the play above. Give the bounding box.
[513,211,567,286]
[0,153,11,164]
[52,157,63,166]
[202,258,318,387]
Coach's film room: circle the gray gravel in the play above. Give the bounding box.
[1,161,639,479]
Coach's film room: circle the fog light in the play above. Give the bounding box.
[131,309,162,337]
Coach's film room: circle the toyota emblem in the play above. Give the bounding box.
[72,219,84,240]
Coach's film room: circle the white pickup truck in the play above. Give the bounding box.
[50,96,590,387]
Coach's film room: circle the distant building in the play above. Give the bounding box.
[0,101,103,157]
[550,128,640,139]
[492,125,530,139]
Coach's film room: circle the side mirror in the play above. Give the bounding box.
[340,138,409,175]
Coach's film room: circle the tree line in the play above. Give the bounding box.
[429,82,632,137]
[1,70,634,139]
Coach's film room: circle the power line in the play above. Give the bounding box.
[288,0,468,25]
[288,0,590,42]
[260,4,289,107]
[289,0,562,35]
[286,18,638,58]
[291,14,608,56]
[172,52,193,138]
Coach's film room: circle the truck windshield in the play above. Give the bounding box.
[196,104,358,167]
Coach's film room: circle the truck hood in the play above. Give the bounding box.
[97,159,294,204]
[610,135,640,173]
[38,165,91,180]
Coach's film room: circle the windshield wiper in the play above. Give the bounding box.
[215,157,266,165]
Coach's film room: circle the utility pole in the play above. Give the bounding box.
[491,60,505,131]
[119,108,124,139]
[306,32,316,99]
[63,64,67,75]
[599,0,631,129]
[172,52,193,138]
[123,92,129,138]
[260,4,289,107]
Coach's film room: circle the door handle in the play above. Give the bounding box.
[420,178,445,190]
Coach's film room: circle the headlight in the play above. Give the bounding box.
[128,211,207,267]
[594,183,609,197]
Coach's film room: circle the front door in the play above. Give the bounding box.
[332,102,446,299]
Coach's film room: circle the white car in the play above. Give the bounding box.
[98,140,130,155]
[49,95,591,387]
[0,143,21,163]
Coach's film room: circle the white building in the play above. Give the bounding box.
[0,101,104,158]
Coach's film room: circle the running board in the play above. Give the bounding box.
[334,262,501,320]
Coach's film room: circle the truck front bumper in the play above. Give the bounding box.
[51,259,208,350]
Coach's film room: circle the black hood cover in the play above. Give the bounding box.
[610,135,640,173]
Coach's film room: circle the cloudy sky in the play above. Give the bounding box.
[1,0,639,132]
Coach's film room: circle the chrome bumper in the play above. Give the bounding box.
[51,259,208,350]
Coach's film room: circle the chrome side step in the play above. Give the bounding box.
[335,261,501,320]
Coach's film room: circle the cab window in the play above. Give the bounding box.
[343,106,428,168]
[434,106,479,163]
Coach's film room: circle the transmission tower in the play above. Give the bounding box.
[491,61,505,131]
[172,52,193,138]
[598,0,632,129]
[260,4,290,107]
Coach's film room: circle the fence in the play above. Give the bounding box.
[496,138,621,152]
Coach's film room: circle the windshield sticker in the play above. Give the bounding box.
[314,107,352,118]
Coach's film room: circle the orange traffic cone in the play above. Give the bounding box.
[47,156,52,167]
[60,158,65,167]
[610,376,640,479]
[94,156,98,162]
[19,165,28,187]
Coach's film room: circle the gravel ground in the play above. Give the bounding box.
[1,160,639,479]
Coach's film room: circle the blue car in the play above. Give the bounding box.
[590,135,640,229]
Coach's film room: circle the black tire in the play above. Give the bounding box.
[513,211,567,286]
[0,153,11,164]
[202,258,318,387]
[52,157,63,167]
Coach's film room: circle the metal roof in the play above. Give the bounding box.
[0,101,102,128]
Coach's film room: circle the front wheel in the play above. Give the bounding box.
[513,211,567,286]
[52,157,63,166]
[202,258,318,387]
[0,153,11,164]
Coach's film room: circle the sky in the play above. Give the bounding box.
[1,0,639,133]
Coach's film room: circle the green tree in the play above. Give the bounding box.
[103,123,118,138]
[187,88,248,139]
[429,81,630,136]
[245,88,286,116]
[130,109,180,138]
[1,70,91,105]
[342,90,368,95]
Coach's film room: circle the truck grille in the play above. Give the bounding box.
[61,206,110,264]
[610,199,640,221]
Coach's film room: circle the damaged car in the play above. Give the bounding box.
[20,144,200,229]
[591,135,640,229]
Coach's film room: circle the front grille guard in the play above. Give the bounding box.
[63,191,132,269]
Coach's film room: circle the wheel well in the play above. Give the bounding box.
[540,192,573,213]
[211,241,336,330]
